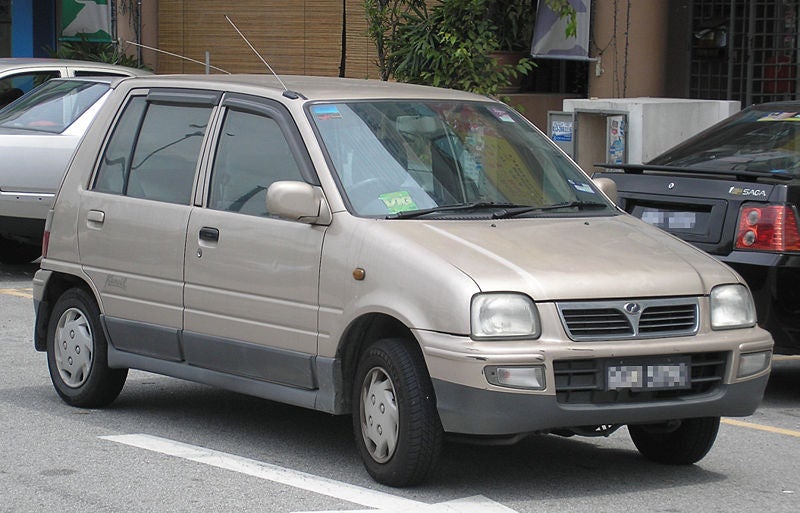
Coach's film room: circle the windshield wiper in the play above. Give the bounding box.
[491,201,609,219]
[387,201,522,219]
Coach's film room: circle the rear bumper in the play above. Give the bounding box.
[721,251,800,355]
[0,191,51,243]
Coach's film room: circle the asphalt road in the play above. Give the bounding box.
[1,261,798,513]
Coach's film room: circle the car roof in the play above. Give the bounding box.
[126,73,492,102]
[0,58,150,76]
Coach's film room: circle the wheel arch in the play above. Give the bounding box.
[335,312,424,414]
[34,271,97,352]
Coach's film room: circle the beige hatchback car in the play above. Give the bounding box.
[33,74,773,487]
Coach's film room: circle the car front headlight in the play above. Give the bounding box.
[710,284,757,329]
[471,293,540,339]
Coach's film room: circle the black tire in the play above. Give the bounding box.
[629,417,720,465]
[46,288,127,408]
[352,338,443,487]
[0,236,40,265]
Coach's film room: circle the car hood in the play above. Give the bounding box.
[379,214,740,301]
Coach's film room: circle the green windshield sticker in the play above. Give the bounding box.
[380,191,418,213]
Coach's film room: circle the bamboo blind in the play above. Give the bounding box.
[157,0,380,78]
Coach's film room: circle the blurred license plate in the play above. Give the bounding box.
[606,360,690,390]
[640,209,697,230]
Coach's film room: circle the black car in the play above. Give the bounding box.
[594,101,800,355]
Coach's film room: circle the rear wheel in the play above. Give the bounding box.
[629,417,720,465]
[46,288,127,407]
[352,338,443,487]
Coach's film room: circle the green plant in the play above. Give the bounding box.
[490,0,536,52]
[364,0,425,81]
[388,0,534,96]
[45,36,149,70]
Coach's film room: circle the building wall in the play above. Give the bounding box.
[588,0,670,98]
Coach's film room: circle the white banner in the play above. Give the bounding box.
[531,0,592,60]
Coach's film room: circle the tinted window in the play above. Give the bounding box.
[651,107,800,177]
[94,96,147,194]
[93,95,213,205]
[208,108,303,216]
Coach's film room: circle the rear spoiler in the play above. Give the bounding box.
[594,163,793,182]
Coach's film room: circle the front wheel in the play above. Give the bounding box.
[629,417,720,465]
[352,338,443,487]
[46,288,127,408]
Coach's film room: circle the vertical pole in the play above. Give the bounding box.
[726,0,736,100]
[137,0,143,65]
[205,51,210,74]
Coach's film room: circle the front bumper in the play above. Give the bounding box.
[418,327,772,436]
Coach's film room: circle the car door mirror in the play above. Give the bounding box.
[593,177,618,205]
[266,181,332,225]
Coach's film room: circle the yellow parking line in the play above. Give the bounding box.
[722,418,800,438]
[0,288,33,299]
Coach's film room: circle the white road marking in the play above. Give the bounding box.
[100,434,518,513]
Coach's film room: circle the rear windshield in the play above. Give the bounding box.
[309,100,613,218]
[0,79,109,134]
[651,107,800,178]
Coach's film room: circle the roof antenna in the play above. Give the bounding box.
[125,41,230,74]
[224,15,303,99]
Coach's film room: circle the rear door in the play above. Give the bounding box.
[78,88,220,360]
[182,93,325,389]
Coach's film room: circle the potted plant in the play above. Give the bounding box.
[386,0,534,96]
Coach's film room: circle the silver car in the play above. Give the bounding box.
[0,58,148,107]
[0,77,124,263]
[33,74,773,486]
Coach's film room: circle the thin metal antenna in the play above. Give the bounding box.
[125,41,230,74]
[224,14,289,92]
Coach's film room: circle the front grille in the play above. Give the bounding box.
[557,298,699,340]
[553,352,727,404]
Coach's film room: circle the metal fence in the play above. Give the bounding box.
[691,0,798,106]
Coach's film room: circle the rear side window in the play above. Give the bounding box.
[94,93,215,205]
[208,108,304,216]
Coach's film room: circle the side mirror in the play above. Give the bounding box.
[593,177,618,206]
[266,181,332,225]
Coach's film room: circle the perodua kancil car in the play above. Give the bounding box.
[33,74,773,487]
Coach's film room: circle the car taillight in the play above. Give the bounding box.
[735,204,800,252]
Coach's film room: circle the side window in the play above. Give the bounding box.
[93,95,213,205]
[208,108,304,216]
[94,96,147,194]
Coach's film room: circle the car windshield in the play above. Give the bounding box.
[309,101,613,218]
[0,79,109,134]
[650,107,800,177]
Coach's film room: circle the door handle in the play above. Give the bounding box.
[199,227,220,242]
[87,209,105,225]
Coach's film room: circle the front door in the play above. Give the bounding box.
[182,94,325,389]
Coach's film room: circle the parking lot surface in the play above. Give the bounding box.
[1,262,798,512]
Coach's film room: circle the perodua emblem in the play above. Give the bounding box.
[667,182,675,189]
[624,302,642,315]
